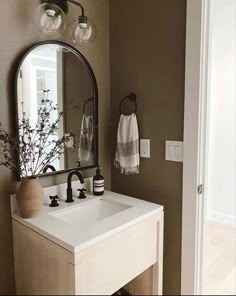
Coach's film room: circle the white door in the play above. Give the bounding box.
[182,0,236,295]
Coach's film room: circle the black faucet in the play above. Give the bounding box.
[66,170,85,203]
[43,165,56,174]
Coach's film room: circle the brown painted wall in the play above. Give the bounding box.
[0,0,110,294]
[1,0,186,294]
[110,1,186,295]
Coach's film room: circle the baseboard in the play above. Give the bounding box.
[208,211,236,227]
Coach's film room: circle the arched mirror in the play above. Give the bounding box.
[15,41,98,179]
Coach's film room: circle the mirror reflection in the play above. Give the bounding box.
[16,43,98,178]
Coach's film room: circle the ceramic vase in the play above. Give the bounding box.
[16,177,44,219]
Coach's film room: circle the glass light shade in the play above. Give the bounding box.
[71,18,96,46]
[35,3,66,38]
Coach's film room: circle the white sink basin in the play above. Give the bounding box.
[50,199,132,228]
[12,189,163,253]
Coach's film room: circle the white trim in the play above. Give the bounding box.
[208,211,236,227]
[181,1,203,294]
[195,1,212,294]
[181,0,211,294]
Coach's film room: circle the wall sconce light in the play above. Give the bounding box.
[35,0,96,46]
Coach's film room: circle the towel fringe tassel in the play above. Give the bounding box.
[114,160,139,175]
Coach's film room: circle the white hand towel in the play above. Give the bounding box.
[78,114,94,165]
[114,113,140,175]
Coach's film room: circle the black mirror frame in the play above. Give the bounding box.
[15,40,99,180]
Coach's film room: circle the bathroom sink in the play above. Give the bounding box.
[11,189,163,253]
[50,199,132,228]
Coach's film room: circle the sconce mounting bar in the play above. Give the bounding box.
[67,0,85,16]
[42,0,85,16]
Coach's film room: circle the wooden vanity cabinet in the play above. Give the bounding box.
[13,211,163,295]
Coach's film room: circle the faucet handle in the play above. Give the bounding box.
[78,188,87,199]
[76,161,81,167]
[49,195,59,207]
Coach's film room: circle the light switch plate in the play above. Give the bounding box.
[65,133,74,148]
[140,139,150,158]
[165,141,183,162]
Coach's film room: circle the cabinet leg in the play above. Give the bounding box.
[152,213,164,295]
[125,213,164,296]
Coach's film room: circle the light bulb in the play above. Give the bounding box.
[35,3,66,37]
[71,17,96,47]
[46,12,57,33]
[79,23,88,29]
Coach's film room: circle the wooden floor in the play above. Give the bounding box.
[202,221,236,295]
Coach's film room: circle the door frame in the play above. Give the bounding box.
[181,0,211,294]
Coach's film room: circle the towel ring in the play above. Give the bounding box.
[83,97,94,114]
[119,93,137,115]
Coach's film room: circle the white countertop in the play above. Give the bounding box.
[12,190,163,254]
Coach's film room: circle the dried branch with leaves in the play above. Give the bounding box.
[0,92,70,178]
[0,91,112,178]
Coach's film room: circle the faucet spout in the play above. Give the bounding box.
[66,170,85,203]
[43,165,56,174]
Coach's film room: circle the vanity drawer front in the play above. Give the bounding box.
[75,215,159,295]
